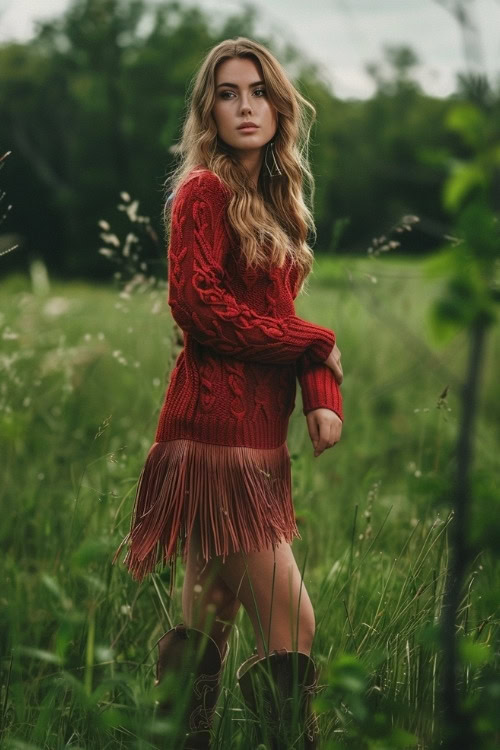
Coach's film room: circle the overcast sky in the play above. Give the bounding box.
[1,0,499,99]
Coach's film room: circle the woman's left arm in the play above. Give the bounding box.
[297,351,344,457]
[296,350,343,421]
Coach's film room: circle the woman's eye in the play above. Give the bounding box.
[220,88,266,99]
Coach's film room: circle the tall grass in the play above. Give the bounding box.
[0,256,498,748]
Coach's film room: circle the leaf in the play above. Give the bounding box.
[445,102,487,149]
[459,637,491,667]
[327,653,367,694]
[387,727,419,747]
[458,199,499,262]
[443,162,486,213]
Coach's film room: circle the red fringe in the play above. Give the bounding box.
[112,438,301,594]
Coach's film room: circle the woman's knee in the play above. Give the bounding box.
[183,553,240,623]
[205,577,241,621]
[216,541,316,651]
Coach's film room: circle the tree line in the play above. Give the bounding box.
[0,0,498,280]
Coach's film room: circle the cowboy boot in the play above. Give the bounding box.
[154,622,230,749]
[236,647,321,749]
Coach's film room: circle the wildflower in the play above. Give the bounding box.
[99,232,120,247]
[122,232,138,257]
[125,200,139,222]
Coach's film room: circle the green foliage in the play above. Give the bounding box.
[2,0,499,277]
[445,102,488,151]
[317,653,419,747]
[422,244,495,342]
[422,65,500,750]
[1,256,498,748]
[419,93,499,534]
[443,163,487,213]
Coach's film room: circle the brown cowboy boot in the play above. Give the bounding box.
[154,622,230,749]
[236,647,322,749]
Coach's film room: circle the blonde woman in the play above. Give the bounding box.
[114,37,343,749]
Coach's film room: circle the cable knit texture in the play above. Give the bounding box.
[113,167,343,587]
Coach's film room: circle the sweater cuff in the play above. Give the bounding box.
[299,365,343,421]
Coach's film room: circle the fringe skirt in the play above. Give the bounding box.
[112,438,301,595]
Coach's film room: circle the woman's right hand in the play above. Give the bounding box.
[324,342,343,385]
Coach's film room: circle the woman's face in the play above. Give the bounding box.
[212,57,278,156]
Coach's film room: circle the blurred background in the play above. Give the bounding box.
[1,2,499,749]
[1,0,499,278]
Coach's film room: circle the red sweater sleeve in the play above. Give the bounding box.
[297,350,343,421]
[167,171,336,365]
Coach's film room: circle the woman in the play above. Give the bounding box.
[113,37,343,749]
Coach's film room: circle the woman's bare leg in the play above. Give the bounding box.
[183,517,315,659]
[215,539,315,658]
[182,517,241,657]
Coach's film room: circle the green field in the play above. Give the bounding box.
[1,256,498,749]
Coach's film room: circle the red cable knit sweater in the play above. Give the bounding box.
[114,167,343,584]
[155,168,343,448]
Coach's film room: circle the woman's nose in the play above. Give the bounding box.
[240,97,252,113]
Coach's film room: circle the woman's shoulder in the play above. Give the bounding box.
[178,165,232,204]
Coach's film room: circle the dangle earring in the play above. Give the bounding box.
[265,139,282,177]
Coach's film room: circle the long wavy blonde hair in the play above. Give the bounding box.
[163,37,319,295]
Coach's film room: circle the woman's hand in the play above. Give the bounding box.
[306,408,343,458]
[324,343,343,385]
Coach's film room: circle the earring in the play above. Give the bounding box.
[265,139,282,177]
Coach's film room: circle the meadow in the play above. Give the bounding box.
[1,255,498,749]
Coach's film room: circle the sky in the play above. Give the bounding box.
[0,0,499,99]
